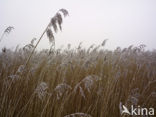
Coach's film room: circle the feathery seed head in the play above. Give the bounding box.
[46,28,54,43]
[35,82,48,100]
[64,112,92,117]
[51,17,58,32]
[16,65,25,74]
[101,39,108,47]
[4,26,14,34]
[54,83,72,100]
[46,9,68,44]
[55,13,63,30]
[59,9,69,17]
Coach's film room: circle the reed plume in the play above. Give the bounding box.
[0,26,14,42]
[25,9,69,67]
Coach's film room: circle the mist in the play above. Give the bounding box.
[0,0,156,50]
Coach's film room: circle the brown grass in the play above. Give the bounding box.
[0,43,156,117]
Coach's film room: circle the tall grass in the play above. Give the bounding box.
[0,43,156,117]
[25,9,68,67]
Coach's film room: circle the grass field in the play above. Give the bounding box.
[0,8,156,117]
[0,43,156,117]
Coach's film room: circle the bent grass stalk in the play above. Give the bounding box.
[24,24,50,67]
[25,9,69,67]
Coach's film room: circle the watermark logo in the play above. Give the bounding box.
[121,105,131,115]
[120,103,155,116]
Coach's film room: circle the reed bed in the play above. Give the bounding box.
[0,43,156,117]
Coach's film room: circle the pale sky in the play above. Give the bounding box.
[0,0,156,50]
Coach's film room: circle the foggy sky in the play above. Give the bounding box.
[0,0,156,50]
